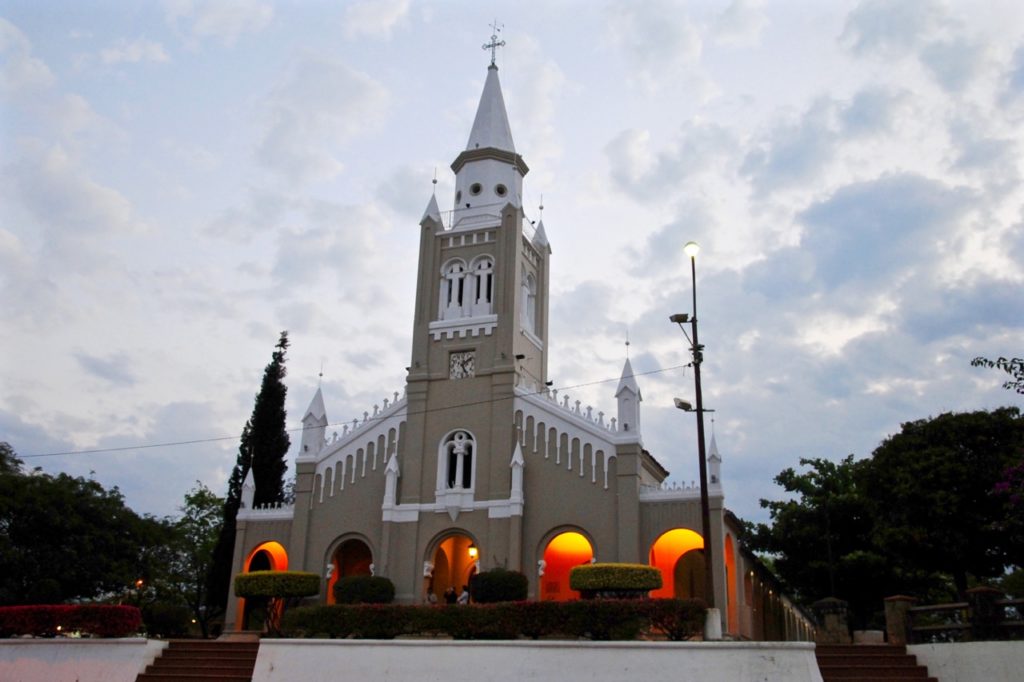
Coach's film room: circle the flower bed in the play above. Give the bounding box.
[0,605,142,638]
[282,598,705,641]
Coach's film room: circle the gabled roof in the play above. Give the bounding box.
[465,64,515,153]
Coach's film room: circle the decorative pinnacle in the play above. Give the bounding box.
[483,20,505,66]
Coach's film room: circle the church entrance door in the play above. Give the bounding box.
[327,538,373,604]
[428,534,477,604]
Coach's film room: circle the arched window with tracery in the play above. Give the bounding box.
[470,256,494,316]
[439,260,467,320]
[521,269,537,334]
[443,430,475,490]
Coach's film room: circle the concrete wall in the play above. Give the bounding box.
[0,638,166,682]
[910,641,1024,682]
[253,640,824,682]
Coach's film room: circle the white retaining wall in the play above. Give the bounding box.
[909,641,1024,682]
[0,638,167,682]
[254,640,824,682]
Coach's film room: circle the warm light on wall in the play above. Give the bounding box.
[468,544,478,559]
[541,531,594,602]
[649,528,704,599]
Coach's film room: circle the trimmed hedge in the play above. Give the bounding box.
[569,563,662,594]
[469,569,528,603]
[0,605,142,638]
[334,575,395,604]
[281,598,705,641]
[234,570,320,599]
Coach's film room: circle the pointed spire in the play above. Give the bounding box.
[532,219,549,248]
[708,433,721,460]
[304,386,326,422]
[421,192,442,224]
[466,64,515,153]
[241,467,255,509]
[615,357,641,398]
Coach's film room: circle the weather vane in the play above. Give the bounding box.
[483,20,505,66]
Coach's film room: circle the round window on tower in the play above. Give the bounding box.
[495,184,507,197]
[470,183,482,196]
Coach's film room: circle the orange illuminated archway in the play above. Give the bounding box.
[724,534,738,634]
[326,538,373,604]
[540,531,594,601]
[428,533,477,603]
[649,528,703,599]
[237,541,288,630]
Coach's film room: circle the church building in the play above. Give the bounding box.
[226,52,796,640]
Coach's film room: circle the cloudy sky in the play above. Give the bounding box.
[2,0,1022,525]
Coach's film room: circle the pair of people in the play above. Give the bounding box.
[438,586,469,604]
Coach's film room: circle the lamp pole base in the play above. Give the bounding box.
[704,607,723,641]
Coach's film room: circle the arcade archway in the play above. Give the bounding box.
[540,531,594,601]
[649,528,704,599]
[238,541,288,630]
[326,538,373,604]
[427,533,478,603]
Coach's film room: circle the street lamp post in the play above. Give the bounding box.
[671,241,717,630]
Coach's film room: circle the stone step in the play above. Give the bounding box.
[136,640,259,682]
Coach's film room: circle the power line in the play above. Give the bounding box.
[20,364,688,459]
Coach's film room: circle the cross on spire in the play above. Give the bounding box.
[483,20,505,66]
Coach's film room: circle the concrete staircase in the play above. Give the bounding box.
[815,644,936,682]
[136,640,259,682]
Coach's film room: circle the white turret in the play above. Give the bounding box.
[708,433,722,489]
[240,467,255,510]
[300,387,328,457]
[450,63,528,230]
[615,357,642,440]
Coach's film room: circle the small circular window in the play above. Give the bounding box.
[469,183,482,196]
[495,184,507,197]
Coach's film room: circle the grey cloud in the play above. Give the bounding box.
[840,0,946,58]
[900,278,1024,345]
[628,203,717,277]
[256,55,390,184]
[741,99,837,194]
[1004,45,1024,103]
[74,352,137,387]
[920,39,985,93]
[799,173,974,289]
[840,87,905,137]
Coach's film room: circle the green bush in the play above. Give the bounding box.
[333,575,395,604]
[470,569,528,603]
[516,600,565,639]
[563,599,646,640]
[234,570,320,599]
[283,604,355,639]
[0,605,142,638]
[569,563,662,596]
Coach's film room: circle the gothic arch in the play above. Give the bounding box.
[435,428,478,492]
[324,533,375,605]
[423,528,479,603]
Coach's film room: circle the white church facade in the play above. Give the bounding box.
[226,56,807,641]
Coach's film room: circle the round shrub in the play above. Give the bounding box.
[334,575,395,604]
[569,563,662,599]
[234,570,320,599]
[469,568,528,603]
[142,602,190,638]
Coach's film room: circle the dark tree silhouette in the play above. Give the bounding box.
[206,331,292,618]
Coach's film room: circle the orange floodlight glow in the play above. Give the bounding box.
[649,528,704,599]
[541,531,594,601]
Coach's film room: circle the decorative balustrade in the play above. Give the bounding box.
[321,389,406,452]
[516,376,618,435]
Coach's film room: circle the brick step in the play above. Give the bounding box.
[817,644,907,655]
[817,655,919,667]
[818,666,930,678]
[137,640,259,682]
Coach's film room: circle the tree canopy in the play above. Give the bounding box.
[750,407,1024,627]
[0,442,165,605]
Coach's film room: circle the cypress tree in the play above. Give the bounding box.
[206,331,292,620]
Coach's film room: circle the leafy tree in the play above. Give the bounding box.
[860,407,1024,597]
[749,456,897,628]
[972,356,1024,394]
[206,331,292,617]
[165,482,224,637]
[0,442,164,605]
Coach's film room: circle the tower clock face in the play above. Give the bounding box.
[449,351,475,379]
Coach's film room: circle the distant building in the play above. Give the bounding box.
[227,55,807,641]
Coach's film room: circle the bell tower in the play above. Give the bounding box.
[399,53,551,517]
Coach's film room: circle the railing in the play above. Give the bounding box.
[885,588,1024,644]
